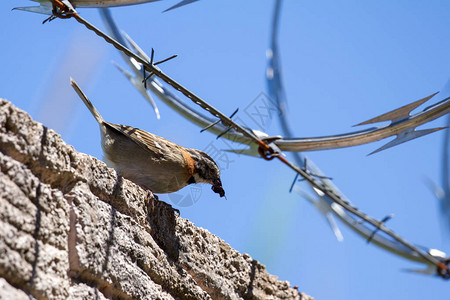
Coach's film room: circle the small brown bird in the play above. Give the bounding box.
[70,78,225,198]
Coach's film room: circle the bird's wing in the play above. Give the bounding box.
[106,123,180,158]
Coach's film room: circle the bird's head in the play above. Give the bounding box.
[187,149,225,198]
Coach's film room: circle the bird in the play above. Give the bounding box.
[70,78,225,199]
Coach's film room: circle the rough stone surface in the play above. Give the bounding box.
[0,99,313,300]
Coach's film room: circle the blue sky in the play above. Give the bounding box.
[2,1,450,299]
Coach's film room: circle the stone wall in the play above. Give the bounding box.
[0,99,312,300]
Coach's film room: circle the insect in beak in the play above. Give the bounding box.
[211,180,225,198]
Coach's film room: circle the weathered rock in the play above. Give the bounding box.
[0,99,312,300]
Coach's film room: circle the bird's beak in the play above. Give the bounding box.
[212,180,225,197]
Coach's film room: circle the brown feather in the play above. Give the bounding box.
[105,123,183,159]
[181,148,196,180]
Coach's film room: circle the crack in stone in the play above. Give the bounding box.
[66,191,132,300]
[29,184,42,289]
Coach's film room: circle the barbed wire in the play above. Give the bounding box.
[42,0,450,278]
[266,0,450,276]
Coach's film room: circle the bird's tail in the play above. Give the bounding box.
[70,77,104,124]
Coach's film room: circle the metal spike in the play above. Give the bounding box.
[42,15,56,24]
[142,48,155,89]
[289,173,301,193]
[143,72,154,86]
[201,108,238,133]
[354,92,439,126]
[369,127,447,155]
[150,48,155,64]
[143,50,177,85]
[216,127,232,139]
[163,0,199,12]
[142,65,147,89]
[200,120,221,133]
[228,108,239,119]
[13,6,53,15]
[302,157,333,180]
[367,214,394,244]
[154,54,178,66]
